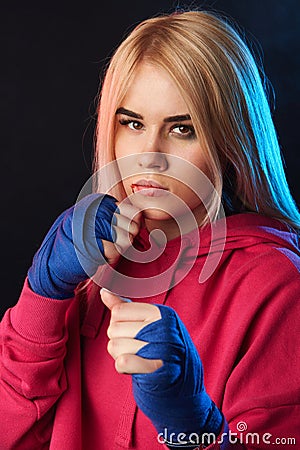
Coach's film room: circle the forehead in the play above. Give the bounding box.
[121,63,189,116]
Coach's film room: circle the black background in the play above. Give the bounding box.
[1,1,299,317]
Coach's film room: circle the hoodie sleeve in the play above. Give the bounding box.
[0,278,74,449]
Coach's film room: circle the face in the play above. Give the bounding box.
[114,63,211,233]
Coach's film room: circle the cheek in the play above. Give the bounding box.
[186,148,210,174]
[114,141,126,160]
[114,137,135,192]
[114,128,128,160]
[171,182,201,211]
[171,155,213,209]
[114,151,139,195]
[114,126,141,160]
[122,179,134,197]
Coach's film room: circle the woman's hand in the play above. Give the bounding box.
[100,289,163,374]
[102,200,142,265]
[27,194,142,299]
[101,289,223,447]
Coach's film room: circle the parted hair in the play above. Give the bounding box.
[94,10,300,230]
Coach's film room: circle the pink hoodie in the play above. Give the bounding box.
[1,213,299,449]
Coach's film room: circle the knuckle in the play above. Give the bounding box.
[107,324,114,339]
[111,303,123,321]
[116,230,132,248]
[130,221,138,236]
[103,241,120,261]
[116,354,130,372]
[107,339,117,357]
[102,240,113,253]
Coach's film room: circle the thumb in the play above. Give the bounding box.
[100,288,131,310]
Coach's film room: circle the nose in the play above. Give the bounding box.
[137,134,168,171]
[137,151,168,171]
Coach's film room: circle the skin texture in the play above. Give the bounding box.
[102,62,211,374]
[114,62,210,241]
[101,202,142,265]
[101,289,163,374]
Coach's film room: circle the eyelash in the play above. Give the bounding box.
[119,119,143,130]
[118,119,196,139]
[171,124,196,139]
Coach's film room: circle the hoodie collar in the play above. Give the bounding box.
[134,212,299,257]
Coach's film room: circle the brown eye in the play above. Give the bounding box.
[171,124,196,138]
[129,121,143,130]
[178,125,190,134]
[119,119,144,130]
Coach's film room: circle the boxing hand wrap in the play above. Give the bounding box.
[132,305,223,448]
[28,193,118,299]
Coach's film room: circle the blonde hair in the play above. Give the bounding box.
[94,10,300,230]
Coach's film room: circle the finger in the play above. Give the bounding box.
[115,353,163,374]
[112,225,133,252]
[100,288,129,311]
[115,202,142,226]
[113,213,140,238]
[109,301,161,324]
[107,320,147,339]
[101,240,121,265]
[107,337,147,359]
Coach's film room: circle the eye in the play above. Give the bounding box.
[119,118,144,131]
[171,124,196,139]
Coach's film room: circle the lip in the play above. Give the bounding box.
[131,179,169,197]
[132,179,167,189]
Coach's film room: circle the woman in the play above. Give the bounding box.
[1,9,299,450]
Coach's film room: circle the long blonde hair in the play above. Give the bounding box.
[94,10,300,230]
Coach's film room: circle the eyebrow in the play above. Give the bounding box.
[115,107,191,123]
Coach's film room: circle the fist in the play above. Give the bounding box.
[102,202,142,265]
[100,289,163,374]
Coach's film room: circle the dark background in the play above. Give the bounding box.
[1,1,299,317]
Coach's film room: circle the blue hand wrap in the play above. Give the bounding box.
[132,305,222,447]
[28,193,118,299]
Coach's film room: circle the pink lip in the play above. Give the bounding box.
[132,179,167,189]
[131,179,169,197]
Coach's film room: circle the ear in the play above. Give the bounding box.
[100,288,130,310]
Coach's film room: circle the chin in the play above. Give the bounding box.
[142,209,173,221]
